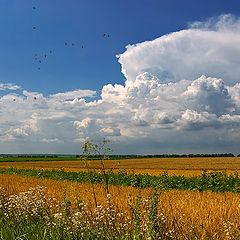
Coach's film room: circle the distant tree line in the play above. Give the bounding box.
[78,153,237,160]
[0,153,238,159]
[0,155,60,158]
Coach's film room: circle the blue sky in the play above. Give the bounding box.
[1,0,240,94]
[0,1,240,154]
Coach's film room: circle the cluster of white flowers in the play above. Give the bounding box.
[87,194,131,237]
[0,186,132,237]
[0,186,57,221]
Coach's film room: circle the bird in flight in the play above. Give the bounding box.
[33,27,37,30]
[34,97,37,100]
[103,33,110,37]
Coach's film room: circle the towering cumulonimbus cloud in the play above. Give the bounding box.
[0,14,240,154]
[118,14,240,85]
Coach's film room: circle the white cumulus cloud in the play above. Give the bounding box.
[0,14,240,154]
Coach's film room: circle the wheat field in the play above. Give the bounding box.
[0,157,239,176]
[1,173,240,238]
[1,157,240,237]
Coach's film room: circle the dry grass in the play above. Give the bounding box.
[1,174,240,238]
[0,157,239,176]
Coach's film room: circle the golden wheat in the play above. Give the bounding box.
[0,157,239,176]
[1,174,240,238]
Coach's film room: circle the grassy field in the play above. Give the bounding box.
[0,157,239,176]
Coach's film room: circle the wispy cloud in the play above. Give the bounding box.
[0,83,21,91]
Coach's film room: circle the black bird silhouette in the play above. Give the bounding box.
[13,98,16,101]
[49,50,52,54]
[34,97,37,100]
[44,54,47,58]
[81,45,84,49]
[65,42,68,46]
[72,43,75,46]
[33,7,36,10]
[33,27,36,30]
[103,33,110,37]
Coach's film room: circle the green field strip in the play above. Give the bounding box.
[0,168,240,193]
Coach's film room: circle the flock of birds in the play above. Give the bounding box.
[12,5,110,102]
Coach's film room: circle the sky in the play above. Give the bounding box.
[0,0,240,154]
